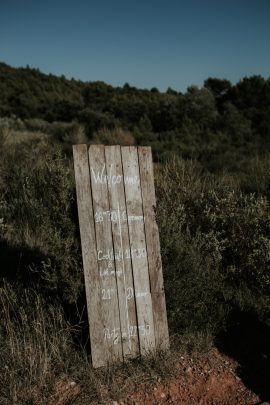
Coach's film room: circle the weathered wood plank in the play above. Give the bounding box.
[89,145,123,363]
[121,146,155,354]
[74,144,169,365]
[72,144,105,368]
[138,147,164,293]
[104,145,139,359]
[138,146,169,350]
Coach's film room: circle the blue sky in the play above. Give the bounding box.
[0,0,269,91]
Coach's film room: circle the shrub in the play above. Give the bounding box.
[240,155,270,198]
[156,157,270,343]
[0,141,82,303]
[156,158,227,339]
[91,127,135,146]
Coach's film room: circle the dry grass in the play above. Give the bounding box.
[91,127,135,146]
[0,282,79,404]
[2,130,49,146]
[0,282,177,405]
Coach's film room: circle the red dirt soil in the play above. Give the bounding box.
[114,349,261,405]
[50,348,264,404]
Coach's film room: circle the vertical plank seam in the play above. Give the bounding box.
[86,144,107,363]
[137,146,161,349]
[89,145,112,362]
[136,146,154,297]
[135,145,156,351]
[96,144,124,362]
[104,145,126,359]
[124,145,156,351]
[120,145,141,356]
[138,146,163,293]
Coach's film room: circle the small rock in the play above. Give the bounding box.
[185,366,192,374]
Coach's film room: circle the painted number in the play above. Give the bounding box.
[101,288,114,300]
[128,324,151,337]
[104,327,120,345]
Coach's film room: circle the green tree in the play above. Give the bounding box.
[204,77,231,98]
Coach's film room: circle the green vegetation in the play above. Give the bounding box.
[0,62,270,403]
[157,158,270,340]
[1,62,270,167]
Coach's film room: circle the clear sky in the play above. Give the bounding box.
[0,0,269,92]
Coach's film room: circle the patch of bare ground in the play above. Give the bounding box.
[107,348,260,405]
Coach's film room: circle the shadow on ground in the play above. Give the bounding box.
[216,309,270,402]
[0,238,44,282]
[0,236,90,354]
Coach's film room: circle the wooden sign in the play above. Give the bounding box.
[73,145,169,368]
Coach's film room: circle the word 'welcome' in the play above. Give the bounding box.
[91,163,139,186]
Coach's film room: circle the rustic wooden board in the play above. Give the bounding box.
[138,146,170,350]
[104,145,140,359]
[88,145,123,363]
[74,144,169,367]
[72,144,105,368]
[121,146,156,355]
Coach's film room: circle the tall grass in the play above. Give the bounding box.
[91,127,135,146]
[0,281,178,404]
[0,282,81,404]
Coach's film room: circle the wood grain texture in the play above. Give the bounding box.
[105,145,139,359]
[89,145,123,363]
[72,144,105,368]
[74,144,169,366]
[121,146,155,354]
[138,146,169,350]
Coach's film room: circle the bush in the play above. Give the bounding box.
[156,158,227,339]
[156,157,270,343]
[240,155,270,198]
[91,127,135,146]
[0,141,82,303]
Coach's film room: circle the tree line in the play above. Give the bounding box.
[1,61,270,169]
